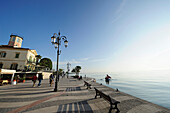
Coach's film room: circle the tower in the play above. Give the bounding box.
[8,34,23,48]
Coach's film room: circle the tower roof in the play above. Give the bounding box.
[10,34,23,40]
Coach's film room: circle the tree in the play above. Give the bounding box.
[71,68,76,73]
[72,66,81,76]
[39,58,52,70]
[53,68,64,76]
[75,66,81,74]
[58,68,64,75]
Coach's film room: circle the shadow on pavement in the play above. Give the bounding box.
[56,99,94,113]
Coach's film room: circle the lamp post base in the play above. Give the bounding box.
[54,88,57,92]
[54,81,58,92]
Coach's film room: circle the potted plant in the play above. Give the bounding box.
[13,76,17,85]
[21,74,26,83]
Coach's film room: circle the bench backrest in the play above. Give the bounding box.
[84,81,91,85]
[94,87,99,92]
[94,87,111,102]
[99,91,111,102]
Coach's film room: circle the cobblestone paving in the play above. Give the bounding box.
[0,77,169,113]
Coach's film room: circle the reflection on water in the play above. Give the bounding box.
[82,71,170,109]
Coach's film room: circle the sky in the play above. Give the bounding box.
[1,0,170,73]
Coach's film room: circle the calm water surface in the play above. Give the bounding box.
[82,71,170,109]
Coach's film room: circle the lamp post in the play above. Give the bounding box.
[67,62,71,77]
[51,31,68,92]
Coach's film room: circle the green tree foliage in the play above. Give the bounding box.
[53,68,64,76]
[71,68,76,72]
[39,58,52,70]
[75,66,81,73]
[58,69,64,75]
[71,66,81,76]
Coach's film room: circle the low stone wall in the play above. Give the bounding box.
[42,72,52,79]
[86,78,170,112]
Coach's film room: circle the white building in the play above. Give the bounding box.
[0,35,38,71]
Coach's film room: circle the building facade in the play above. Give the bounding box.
[0,35,38,71]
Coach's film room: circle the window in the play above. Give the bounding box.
[33,58,36,63]
[29,56,33,62]
[10,37,13,41]
[0,51,7,58]
[15,53,20,58]
[12,37,15,41]
[10,63,18,70]
[0,63,3,69]
[17,38,20,43]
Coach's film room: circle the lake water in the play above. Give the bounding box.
[81,71,170,109]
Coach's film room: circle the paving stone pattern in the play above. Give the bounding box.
[0,77,169,113]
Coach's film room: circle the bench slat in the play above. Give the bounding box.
[84,81,91,89]
[94,87,120,113]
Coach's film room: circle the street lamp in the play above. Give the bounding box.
[51,31,68,92]
[67,62,71,77]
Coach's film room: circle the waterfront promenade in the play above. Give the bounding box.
[0,77,169,113]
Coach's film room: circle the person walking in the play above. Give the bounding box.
[16,75,20,83]
[32,75,37,87]
[49,74,54,87]
[37,73,43,87]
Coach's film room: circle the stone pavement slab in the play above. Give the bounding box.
[0,77,169,113]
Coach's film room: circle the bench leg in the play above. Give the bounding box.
[87,86,91,89]
[86,85,91,89]
[112,104,120,113]
[109,104,120,113]
[95,92,98,98]
[109,106,112,113]
[115,104,120,113]
[95,92,100,99]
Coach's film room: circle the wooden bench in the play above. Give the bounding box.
[84,81,91,89]
[94,87,120,113]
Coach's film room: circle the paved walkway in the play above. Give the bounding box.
[0,77,170,113]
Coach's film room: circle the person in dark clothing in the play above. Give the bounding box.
[32,75,37,87]
[49,74,54,87]
[105,74,111,84]
[78,76,82,80]
[38,74,43,87]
